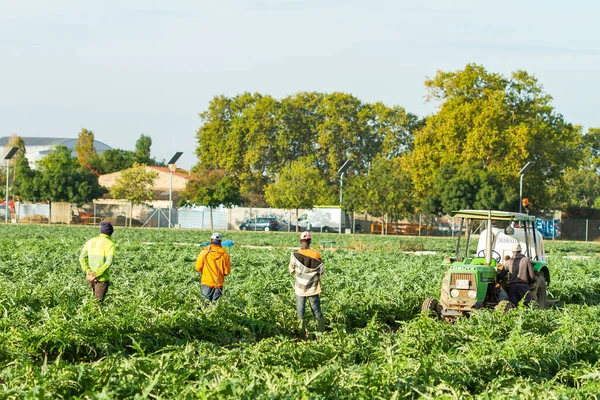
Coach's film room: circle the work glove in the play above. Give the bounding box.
[86,271,97,282]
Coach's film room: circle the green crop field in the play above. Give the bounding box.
[1,225,599,399]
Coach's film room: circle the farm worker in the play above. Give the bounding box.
[494,255,510,302]
[79,222,115,302]
[195,232,231,302]
[289,231,325,337]
[497,243,536,306]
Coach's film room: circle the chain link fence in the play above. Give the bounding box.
[2,202,599,241]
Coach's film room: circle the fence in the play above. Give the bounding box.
[2,202,599,241]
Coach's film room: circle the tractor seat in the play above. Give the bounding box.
[470,257,497,267]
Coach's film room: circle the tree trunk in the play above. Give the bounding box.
[295,208,299,232]
[288,210,291,232]
[209,207,214,231]
[129,203,133,227]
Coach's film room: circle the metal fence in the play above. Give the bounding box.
[2,202,599,241]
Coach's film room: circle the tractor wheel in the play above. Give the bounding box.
[495,300,514,314]
[531,276,548,309]
[421,298,441,319]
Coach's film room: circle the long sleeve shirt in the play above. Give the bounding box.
[79,233,115,282]
[498,254,535,285]
[289,248,324,296]
[195,244,231,288]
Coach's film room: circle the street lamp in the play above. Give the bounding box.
[519,161,535,214]
[337,159,352,234]
[4,147,18,223]
[167,151,183,228]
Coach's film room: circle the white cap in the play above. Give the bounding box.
[512,242,522,252]
[211,232,222,241]
[300,231,312,240]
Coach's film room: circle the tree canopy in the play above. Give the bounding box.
[74,128,98,168]
[110,163,159,206]
[196,92,420,206]
[16,146,106,204]
[264,159,331,230]
[180,168,241,230]
[405,63,584,212]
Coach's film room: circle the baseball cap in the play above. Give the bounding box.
[512,242,522,252]
[211,232,222,241]
[300,231,311,240]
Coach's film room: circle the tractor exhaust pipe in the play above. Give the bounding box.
[486,210,492,266]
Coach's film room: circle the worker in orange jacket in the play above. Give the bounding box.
[195,232,231,302]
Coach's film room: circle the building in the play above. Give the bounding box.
[98,165,191,207]
[0,137,112,168]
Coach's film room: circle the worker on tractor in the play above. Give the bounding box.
[195,232,231,302]
[495,255,510,301]
[497,243,536,306]
[289,231,325,338]
[79,222,115,303]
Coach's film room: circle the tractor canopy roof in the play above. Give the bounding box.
[451,210,536,222]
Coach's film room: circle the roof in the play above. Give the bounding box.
[146,166,191,179]
[451,210,536,222]
[0,137,111,150]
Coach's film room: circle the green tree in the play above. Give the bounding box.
[343,157,414,234]
[34,146,106,204]
[12,156,42,202]
[406,64,584,211]
[110,163,159,227]
[264,159,331,232]
[195,92,417,205]
[421,162,516,215]
[74,128,98,168]
[134,134,153,164]
[181,168,240,230]
[99,149,136,174]
[556,127,600,210]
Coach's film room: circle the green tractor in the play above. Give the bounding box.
[422,210,550,321]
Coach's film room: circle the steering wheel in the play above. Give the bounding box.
[477,249,501,263]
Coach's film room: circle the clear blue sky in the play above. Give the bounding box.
[2,0,598,169]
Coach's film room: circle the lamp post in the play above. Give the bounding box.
[519,161,535,214]
[337,159,352,234]
[3,147,18,223]
[166,152,183,228]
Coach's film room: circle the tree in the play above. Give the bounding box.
[343,157,414,234]
[134,134,153,164]
[181,168,241,230]
[406,64,584,211]
[556,127,600,210]
[264,159,331,232]
[25,146,106,204]
[12,156,42,202]
[110,163,159,227]
[421,162,516,215]
[195,92,417,205]
[99,149,136,174]
[74,128,98,168]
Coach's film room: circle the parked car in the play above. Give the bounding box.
[239,217,280,231]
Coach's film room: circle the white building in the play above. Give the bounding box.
[0,137,112,168]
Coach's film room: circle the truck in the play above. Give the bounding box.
[292,207,355,233]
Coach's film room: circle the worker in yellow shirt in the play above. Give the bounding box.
[289,231,325,337]
[195,232,231,302]
[79,222,115,302]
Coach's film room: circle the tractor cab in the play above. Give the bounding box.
[422,210,550,321]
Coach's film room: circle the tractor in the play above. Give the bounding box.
[422,210,550,321]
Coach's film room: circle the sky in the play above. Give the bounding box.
[1,0,599,169]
